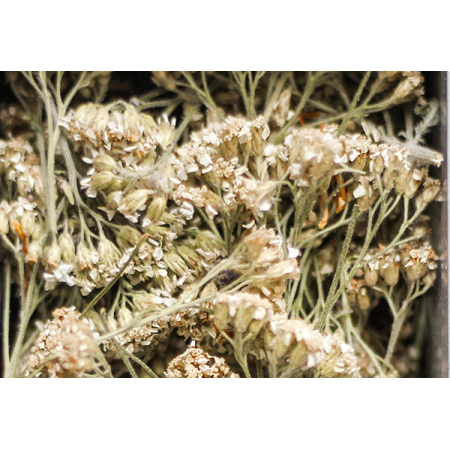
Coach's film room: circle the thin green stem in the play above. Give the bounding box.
[317,205,361,331]
[2,262,11,373]
[385,283,415,364]
[337,71,371,136]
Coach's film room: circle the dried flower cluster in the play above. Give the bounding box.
[165,345,238,378]
[0,71,444,378]
[26,307,104,378]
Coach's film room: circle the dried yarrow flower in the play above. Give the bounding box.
[27,307,101,378]
[165,346,238,378]
[214,292,275,336]
[266,316,325,375]
[102,305,171,358]
[315,333,359,378]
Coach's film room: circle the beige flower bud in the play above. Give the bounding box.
[272,90,291,127]
[157,115,176,148]
[90,171,116,191]
[380,256,400,286]
[372,154,385,175]
[423,270,437,287]
[234,304,255,334]
[271,334,291,360]
[118,189,152,217]
[21,210,36,236]
[91,107,110,138]
[394,73,423,101]
[248,312,270,337]
[109,177,125,192]
[76,244,98,271]
[394,166,413,196]
[357,288,370,310]
[145,196,167,223]
[200,281,218,300]
[93,154,117,172]
[123,107,143,142]
[105,191,122,211]
[25,240,43,264]
[32,221,44,241]
[214,301,230,331]
[164,252,189,277]
[98,237,121,268]
[382,157,401,190]
[289,341,309,368]
[42,241,61,269]
[83,310,107,334]
[31,166,45,198]
[405,260,424,281]
[404,176,422,199]
[175,245,203,271]
[59,179,75,205]
[115,225,142,250]
[354,178,373,212]
[413,224,428,239]
[141,114,158,134]
[118,307,134,328]
[58,231,76,263]
[364,266,378,287]
[107,315,118,332]
[352,154,368,172]
[415,192,426,211]
[422,178,441,204]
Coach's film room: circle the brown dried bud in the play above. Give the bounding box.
[402,245,436,282]
[422,179,441,204]
[404,177,422,199]
[364,265,378,287]
[394,166,412,196]
[394,72,423,102]
[405,259,425,281]
[353,178,372,212]
[372,154,385,175]
[357,288,370,311]
[380,256,400,286]
[423,270,437,286]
